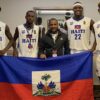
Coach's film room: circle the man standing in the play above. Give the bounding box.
[36,17,45,39]
[0,7,13,55]
[64,2,96,54]
[13,10,39,57]
[63,12,72,29]
[93,2,100,79]
[39,18,70,58]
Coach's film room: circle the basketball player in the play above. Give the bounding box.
[64,12,72,29]
[36,17,45,38]
[93,2,100,79]
[13,10,40,57]
[64,2,96,54]
[0,7,13,55]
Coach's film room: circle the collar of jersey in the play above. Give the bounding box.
[73,16,84,21]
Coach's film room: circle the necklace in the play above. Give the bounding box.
[26,28,33,49]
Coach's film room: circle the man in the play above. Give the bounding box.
[65,12,72,20]
[39,18,70,58]
[93,2,100,80]
[36,17,45,38]
[13,10,40,57]
[0,7,13,55]
[63,12,73,30]
[60,12,73,34]
[64,2,96,54]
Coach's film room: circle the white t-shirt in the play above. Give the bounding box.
[51,33,58,43]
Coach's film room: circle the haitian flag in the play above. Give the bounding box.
[75,25,81,29]
[0,51,94,100]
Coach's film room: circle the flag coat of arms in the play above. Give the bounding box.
[0,51,94,100]
[32,70,61,96]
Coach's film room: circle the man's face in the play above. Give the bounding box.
[49,20,58,33]
[25,12,35,24]
[73,5,83,17]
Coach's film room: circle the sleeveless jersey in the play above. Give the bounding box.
[94,21,100,51]
[17,24,39,57]
[66,17,91,50]
[0,21,6,50]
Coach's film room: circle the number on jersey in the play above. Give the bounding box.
[75,34,81,40]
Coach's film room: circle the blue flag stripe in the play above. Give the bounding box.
[0,51,93,84]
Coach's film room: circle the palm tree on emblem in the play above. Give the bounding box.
[41,74,51,93]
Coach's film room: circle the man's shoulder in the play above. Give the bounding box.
[0,21,6,26]
[17,24,24,28]
[84,17,91,21]
[59,28,67,34]
[38,25,44,28]
[58,30,68,38]
[34,24,39,29]
[94,21,100,26]
[66,17,73,22]
[93,21,100,29]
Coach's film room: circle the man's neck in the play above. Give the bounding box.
[51,29,58,34]
[73,15,84,21]
[25,23,34,30]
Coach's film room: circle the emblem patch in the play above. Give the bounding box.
[32,70,61,96]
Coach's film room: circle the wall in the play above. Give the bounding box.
[0,0,99,33]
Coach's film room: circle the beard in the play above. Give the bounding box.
[50,29,58,34]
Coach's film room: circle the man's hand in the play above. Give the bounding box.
[0,50,6,56]
[40,54,46,59]
[13,49,18,57]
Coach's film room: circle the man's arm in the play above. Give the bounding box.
[64,34,70,54]
[0,25,13,55]
[90,19,97,52]
[38,37,46,59]
[63,22,70,54]
[13,27,19,56]
[41,27,45,38]
[64,22,68,31]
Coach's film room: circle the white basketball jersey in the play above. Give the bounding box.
[66,17,91,50]
[0,21,6,50]
[17,24,39,58]
[94,21,100,51]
